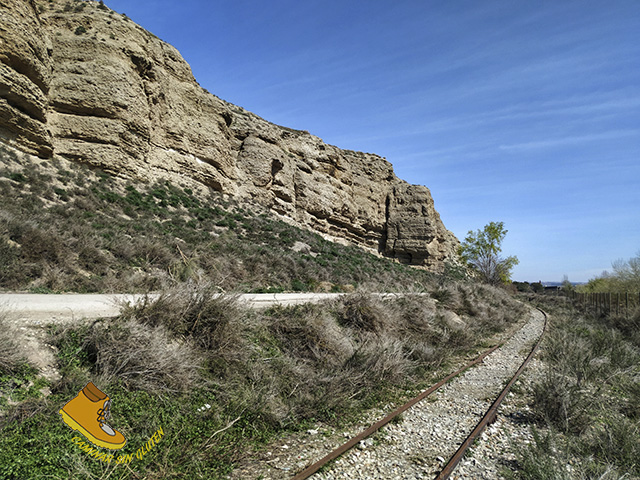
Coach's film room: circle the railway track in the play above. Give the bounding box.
[292,307,547,480]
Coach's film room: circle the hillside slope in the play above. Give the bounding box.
[0,146,449,293]
[0,0,458,271]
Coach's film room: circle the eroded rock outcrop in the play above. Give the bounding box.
[0,0,459,270]
[0,0,53,157]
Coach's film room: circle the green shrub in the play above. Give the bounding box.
[53,187,69,201]
[8,172,26,182]
[532,371,591,434]
[506,428,571,480]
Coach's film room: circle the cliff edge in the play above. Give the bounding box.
[0,0,458,271]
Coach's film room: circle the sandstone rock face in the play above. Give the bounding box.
[384,184,459,270]
[0,0,53,157]
[0,0,459,270]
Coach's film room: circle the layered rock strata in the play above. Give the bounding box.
[0,0,458,270]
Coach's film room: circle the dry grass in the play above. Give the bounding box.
[88,318,204,394]
[51,281,527,430]
[118,284,246,380]
[55,284,248,394]
[508,295,640,479]
[0,313,26,374]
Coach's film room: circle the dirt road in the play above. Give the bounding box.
[0,292,347,325]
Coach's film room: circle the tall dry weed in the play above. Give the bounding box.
[0,313,26,374]
[89,318,204,393]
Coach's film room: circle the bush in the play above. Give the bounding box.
[337,294,392,333]
[25,231,65,265]
[0,278,531,478]
[508,428,571,480]
[0,314,26,374]
[583,413,640,474]
[120,284,243,355]
[606,307,640,346]
[87,318,204,393]
[0,239,20,286]
[267,303,354,367]
[532,371,591,434]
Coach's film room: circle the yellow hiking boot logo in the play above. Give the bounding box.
[59,382,126,450]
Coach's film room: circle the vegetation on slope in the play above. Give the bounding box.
[0,146,442,294]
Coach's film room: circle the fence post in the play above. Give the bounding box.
[599,293,602,313]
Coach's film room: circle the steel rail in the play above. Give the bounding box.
[434,308,548,479]
[291,342,504,480]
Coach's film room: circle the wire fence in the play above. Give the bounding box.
[569,290,640,318]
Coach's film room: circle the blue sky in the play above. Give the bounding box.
[105,0,639,282]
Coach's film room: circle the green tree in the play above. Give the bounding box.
[459,221,519,285]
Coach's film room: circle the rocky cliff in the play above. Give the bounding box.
[0,0,458,271]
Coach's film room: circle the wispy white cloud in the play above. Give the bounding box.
[498,129,639,152]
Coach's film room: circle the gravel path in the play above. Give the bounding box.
[308,308,545,480]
